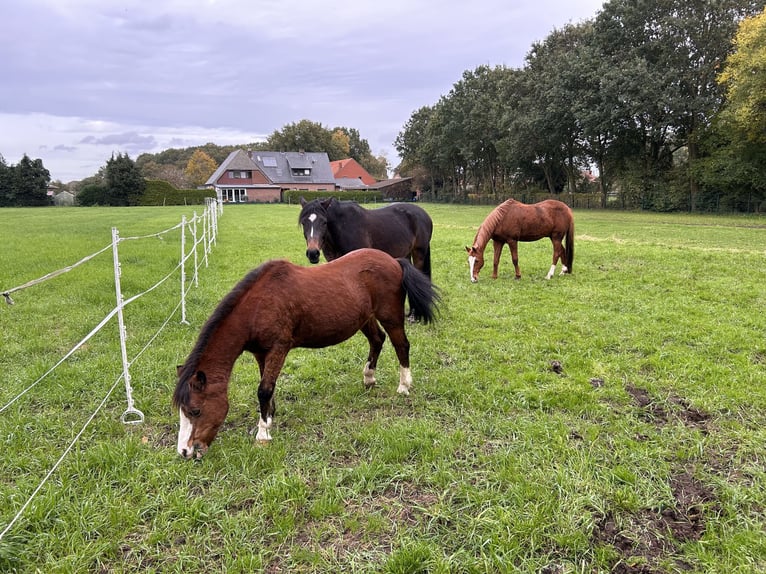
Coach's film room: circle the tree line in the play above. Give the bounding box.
[0,121,390,207]
[395,0,766,212]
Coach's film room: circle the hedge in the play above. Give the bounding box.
[282,190,385,204]
[139,180,216,206]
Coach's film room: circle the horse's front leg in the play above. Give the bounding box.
[256,348,288,442]
[509,241,521,279]
[361,320,386,389]
[491,239,504,279]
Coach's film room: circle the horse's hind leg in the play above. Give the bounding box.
[361,320,386,389]
[547,238,564,279]
[255,348,288,441]
[379,321,412,395]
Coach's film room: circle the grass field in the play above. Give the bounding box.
[0,204,765,573]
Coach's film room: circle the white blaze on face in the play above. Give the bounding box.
[177,409,193,457]
[468,255,477,282]
[308,213,317,237]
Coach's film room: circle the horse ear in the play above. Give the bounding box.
[191,370,207,390]
[321,197,334,209]
[176,364,183,376]
[300,196,307,206]
[465,246,471,253]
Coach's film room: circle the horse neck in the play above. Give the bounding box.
[472,221,494,253]
[194,319,249,385]
[473,202,509,252]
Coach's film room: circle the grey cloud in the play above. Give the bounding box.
[80,132,156,148]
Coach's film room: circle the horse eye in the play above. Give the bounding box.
[188,408,201,418]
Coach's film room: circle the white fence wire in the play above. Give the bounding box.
[0,198,222,541]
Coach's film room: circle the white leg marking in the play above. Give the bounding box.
[177,409,193,457]
[256,416,273,442]
[397,366,413,395]
[546,264,556,280]
[560,265,568,275]
[363,361,377,388]
[468,256,477,283]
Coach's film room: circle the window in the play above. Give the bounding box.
[228,171,251,179]
[221,188,248,203]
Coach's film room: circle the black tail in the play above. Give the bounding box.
[564,217,574,273]
[398,258,440,324]
[422,245,432,279]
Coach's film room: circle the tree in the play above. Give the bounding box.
[594,0,764,210]
[0,153,12,207]
[184,150,218,187]
[331,126,387,178]
[516,28,593,196]
[718,7,766,143]
[105,153,146,206]
[695,7,766,211]
[267,120,342,158]
[12,154,51,206]
[140,161,189,188]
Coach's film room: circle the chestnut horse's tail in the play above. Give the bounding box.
[564,216,575,273]
[397,258,440,324]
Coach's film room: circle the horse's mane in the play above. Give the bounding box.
[172,261,277,408]
[472,200,515,250]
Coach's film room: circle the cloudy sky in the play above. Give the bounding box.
[0,0,604,182]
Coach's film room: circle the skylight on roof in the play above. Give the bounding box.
[262,157,278,167]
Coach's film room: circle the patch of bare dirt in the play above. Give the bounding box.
[626,385,711,431]
[593,470,715,572]
[589,385,720,571]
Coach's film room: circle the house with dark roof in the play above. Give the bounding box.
[205,149,336,203]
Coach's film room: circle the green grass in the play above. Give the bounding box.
[1,204,765,573]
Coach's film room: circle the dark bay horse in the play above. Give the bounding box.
[465,199,574,282]
[298,197,433,278]
[172,248,439,459]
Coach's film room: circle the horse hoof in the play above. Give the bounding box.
[257,439,271,445]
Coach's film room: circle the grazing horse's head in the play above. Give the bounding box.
[465,245,484,283]
[173,365,229,459]
[298,197,334,264]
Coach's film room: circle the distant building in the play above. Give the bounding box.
[53,190,75,206]
[205,150,336,203]
[329,158,377,186]
[205,149,414,202]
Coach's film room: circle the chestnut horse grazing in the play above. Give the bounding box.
[172,248,439,459]
[465,199,574,282]
[299,197,433,278]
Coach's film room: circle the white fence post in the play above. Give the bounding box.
[111,227,144,425]
[180,215,190,325]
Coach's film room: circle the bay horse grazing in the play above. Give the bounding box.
[172,248,439,459]
[298,197,433,278]
[465,199,574,282]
